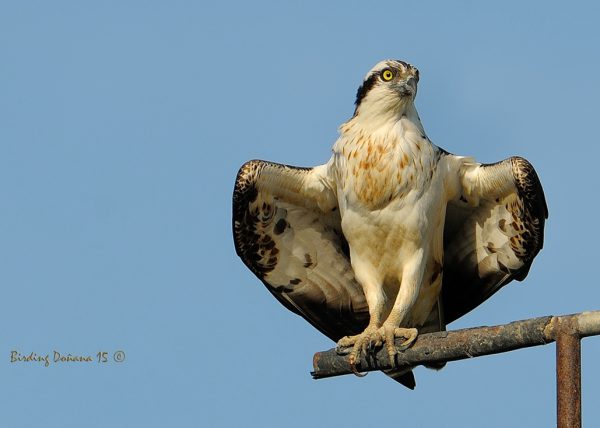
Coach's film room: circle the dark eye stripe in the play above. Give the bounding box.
[353,65,400,114]
[354,73,379,110]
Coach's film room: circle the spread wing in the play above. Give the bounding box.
[232,156,546,389]
[232,160,369,341]
[441,156,548,323]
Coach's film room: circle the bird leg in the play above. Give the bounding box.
[379,324,418,366]
[337,253,423,370]
[378,250,424,366]
[336,268,387,372]
[336,324,384,369]
[336,324,418,370]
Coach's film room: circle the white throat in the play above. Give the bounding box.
[341,101,426,140]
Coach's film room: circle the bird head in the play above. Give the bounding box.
[352,60,419,121]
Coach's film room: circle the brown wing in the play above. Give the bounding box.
[232,159,369,341]
[441,156,548,323]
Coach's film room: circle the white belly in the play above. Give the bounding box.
[331,107,450,327]
[337,151,447,326]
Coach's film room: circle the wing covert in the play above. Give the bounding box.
[232,160,369,341]
[442,156,548,323]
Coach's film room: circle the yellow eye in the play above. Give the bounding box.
[381,69,394,81]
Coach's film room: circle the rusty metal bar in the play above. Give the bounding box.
[312,312,600,379]
[556,321,582,428]
[312,315,555,379]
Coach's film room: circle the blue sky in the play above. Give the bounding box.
[2,1,599,427]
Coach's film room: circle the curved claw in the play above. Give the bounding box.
[337,326,411,375]
[348,355,368,377]
[394,327,418,351]
[381,326,419,367]
[350,365,368,377]
[336,327,382,364]
[335,344,350,356]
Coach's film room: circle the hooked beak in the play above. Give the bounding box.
[398,77,418,98]
[401,66,419,97]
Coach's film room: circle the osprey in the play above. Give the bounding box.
[232,60,547,388]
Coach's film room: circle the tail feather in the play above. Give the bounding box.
[384,368,416,390]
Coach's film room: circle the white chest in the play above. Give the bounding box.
[333,123,439,211]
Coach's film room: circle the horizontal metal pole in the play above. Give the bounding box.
[312,311,600,379]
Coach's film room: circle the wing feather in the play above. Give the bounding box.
[232,160,369,341]
[442,156,548,323]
